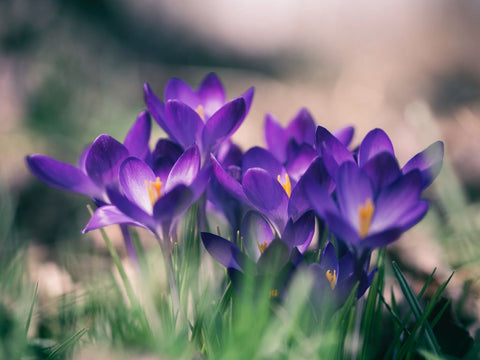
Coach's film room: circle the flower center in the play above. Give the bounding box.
[269,289,279,298]
[277,174,291,198]
[257,241,268,254]
[195,105,205,121]
[145,177,163,206]
[325,269,337,290]
[358,198,375,238]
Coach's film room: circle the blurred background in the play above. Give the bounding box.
[2,0,480,343]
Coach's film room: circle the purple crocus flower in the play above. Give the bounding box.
[288,156,333,221]
[212,156,289,234]
[309,242,376,308]
[203,232,294,299]
[202,210,314,269]
[265,108,354,182]
[84,145,211,240]
[144,73,254,161]
[206,170,245,238]
[315,126,444,192]
[211,144,334,237]
[307,162,429,250]
[401,140,445,189]
[242,210,315,260]
[150,138,184,182]
[211,144,320,234]
[201,210,314,298]
[26,112,152,263]
[356,128,444,191]
[26,111,152,205]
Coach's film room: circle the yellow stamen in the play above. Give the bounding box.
[326,269,337,290]
[146,177,162,206]
[269,289,279,298]
[358,198,375,238]
[257,241,268,254]
[195,105,205,121]
[277,174,292,198]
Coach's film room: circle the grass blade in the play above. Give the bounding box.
[47,328,88,359]
[87,205,137,308]
[360,248,385,359]
[392,261,441,355]
[24,281,38,336]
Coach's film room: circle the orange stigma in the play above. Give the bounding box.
[326,269,337,290]
[277,174,292,198]
[257,241,268,254]
[195,105,205,121]
[146,177,162,206]
[269,289,279,298]
[358,198,375,238]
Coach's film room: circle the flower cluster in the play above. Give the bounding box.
[26,73,444,308]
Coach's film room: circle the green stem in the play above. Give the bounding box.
[100,226,138,307]
[157,234,182,326]
[87,205,137,307]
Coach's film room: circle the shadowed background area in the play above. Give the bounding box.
[2,0,480,350]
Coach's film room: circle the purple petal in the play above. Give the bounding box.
[402,141,444,189]
[151,139,184,181]
[77,144,91,172]
[85,134,129,188]
[82,205,146,233]
[241,87,255,114]
[265,113,288,163]
[285,143,318,182]
[144,83,172,138]
[201,98,246,153]
[164,145,200,192]
[361,228,404,249]
[358,128,394,168]
[198,73,226,118]
[242,146,285,177]
[241,211,274,261]
[290,157,333,220]
[164,77,200,108]
[107,188,156,231]
[372,200,428,238]
[361,152,401,193]
[216,140,243,167]
[119,157,157,213]
[288,183,312,221]
[325,212,360,244]
[320,242,339,275]
[212,155,251,205]
[282,211,315,253]
[286,108,316,146]
[336,162,374,231]
[226,165,242,182]
[201,232,247,271]
[243,168,289,231]
[315,126,355,178]
[207,175,243,233]
[153,185,194,222]
[124,110,152,160]
[333,126,355,147]
[301,178,336,220]
[190,162,212,199]
[370,170,424,234]
[397,200,429,229]
[337,252,355,283]
[164,100,204,148]
[357,267,378,298]
[26,154,101,197]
